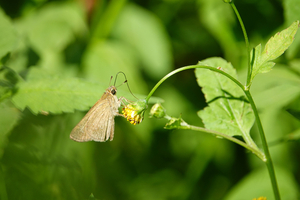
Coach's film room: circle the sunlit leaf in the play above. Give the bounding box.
[0,8,18,59]
[11,68,161,115]
[250,21,299,83]
[250,65,300,110]
[113,4,173,79]
[195,57,254,137]
[19,2,87,54]
[82,40,148,95]
[284,0,300,58]
[12,69,104,114]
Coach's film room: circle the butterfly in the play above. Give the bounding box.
[70,85,124,142]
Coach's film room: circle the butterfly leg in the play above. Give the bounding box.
[118,96,132,107]
[117,96,130,118]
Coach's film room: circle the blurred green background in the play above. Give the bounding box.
[1,0,300,199]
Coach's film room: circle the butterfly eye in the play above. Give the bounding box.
[111,89,116,95]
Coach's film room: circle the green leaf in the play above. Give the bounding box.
[198,0,239,63]
[0,8,18,59]
[11,68,161,115]
[82,40,164,104]
[250,65,300,110]
[195,57,254,137]
[0,100,20,154]
[19,2,87,54]
[113,3,173,79]
[250,21,299,83]
[82,40,147,93]
[224,167,299,200]
[12,68,105,114]
[284,0,300,26]
[283,0,300,58]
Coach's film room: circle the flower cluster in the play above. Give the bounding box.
[122,99,147,125]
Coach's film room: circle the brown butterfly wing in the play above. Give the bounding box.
[85,97,116,141]
[70,90,119,142]
[69,113,91,142]
[70,98,107,142]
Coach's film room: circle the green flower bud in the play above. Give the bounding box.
[149,103,166,119]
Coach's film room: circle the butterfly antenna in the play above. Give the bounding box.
[109,76,113,86]
[114,71,139,100]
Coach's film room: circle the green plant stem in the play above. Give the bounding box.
[229,2,280,199]
[146,65,254,149]
[84,0,127,66]
[178,124,265,161]
[146,65,263,159]
[91,0,127,40]
[146,64,280,199]
[245,90,281,200]
[230,2,252,87]
[145,65,244,103]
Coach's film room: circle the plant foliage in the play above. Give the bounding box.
[0,0,300,200]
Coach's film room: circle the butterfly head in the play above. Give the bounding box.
[107,86,117,95]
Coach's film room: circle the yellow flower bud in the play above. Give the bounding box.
[122,99,147,125]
